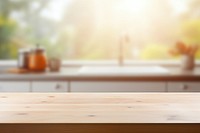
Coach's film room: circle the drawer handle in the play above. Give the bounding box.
[55,84,62,90]
[180,84,189,90]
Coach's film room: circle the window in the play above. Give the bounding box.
[0,0,200,60]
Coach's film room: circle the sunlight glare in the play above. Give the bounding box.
[115,0,150,14]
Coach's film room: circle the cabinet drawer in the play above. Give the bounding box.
[168,82,200,92]
[32,81,68,92]
[0,82,30,92]
[71,82,166,92]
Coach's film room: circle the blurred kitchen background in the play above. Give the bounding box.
[1,0,200,61]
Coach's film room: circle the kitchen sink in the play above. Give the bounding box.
[79,66,169,75]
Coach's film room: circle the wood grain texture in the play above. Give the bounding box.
[0,93,200,123]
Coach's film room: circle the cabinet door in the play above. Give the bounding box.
[168,82,200,92]
[32,81,68,92]
[0,82,30,92]
[70,81,166,92]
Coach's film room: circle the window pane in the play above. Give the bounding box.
[0,0,200,60]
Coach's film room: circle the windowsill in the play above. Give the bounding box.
[0,60,200,67]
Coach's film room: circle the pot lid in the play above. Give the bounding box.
[31,44,45,53]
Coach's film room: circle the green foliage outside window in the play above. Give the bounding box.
[0,0,200,60]
[0,16,18,59]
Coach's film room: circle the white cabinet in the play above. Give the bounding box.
[70,81,166,92]
[0,80,199,93]
[0,82,30,92]
[32,81,68,92]
[168,82,200,92]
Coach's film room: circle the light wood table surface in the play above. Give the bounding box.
[0,93,200,133]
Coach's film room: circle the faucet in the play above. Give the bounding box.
[119,33,130,67]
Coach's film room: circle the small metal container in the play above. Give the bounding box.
[18,49,31,69]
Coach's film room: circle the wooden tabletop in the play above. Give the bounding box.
[0,93,200,123]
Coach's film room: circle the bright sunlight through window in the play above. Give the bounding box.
[0,0,200,60]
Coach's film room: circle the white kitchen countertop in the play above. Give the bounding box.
[0,66,199,81]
